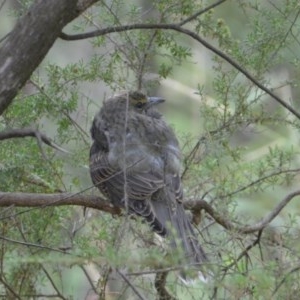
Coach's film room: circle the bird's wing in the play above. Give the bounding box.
[90,142,167,235]
[90,142,164,200]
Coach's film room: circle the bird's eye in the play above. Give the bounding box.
[135,102,144,109]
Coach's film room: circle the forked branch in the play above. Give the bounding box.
[0,128,69,153]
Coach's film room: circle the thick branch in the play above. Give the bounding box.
[185,199,235,230]
[0,0,99,116]
[1,190,299,234]
[0,192,121,216]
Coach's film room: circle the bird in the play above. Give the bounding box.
[89,91,207,275]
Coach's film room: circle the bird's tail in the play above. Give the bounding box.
[151,191,207,271]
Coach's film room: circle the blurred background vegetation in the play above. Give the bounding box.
[1,0,300,299]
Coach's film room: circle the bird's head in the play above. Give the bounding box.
[123,91,165,112]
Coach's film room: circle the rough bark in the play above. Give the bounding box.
[0,0,98,116]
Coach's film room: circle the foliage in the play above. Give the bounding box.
[1,0,300,299]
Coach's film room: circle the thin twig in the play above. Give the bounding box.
[222,230,263,272]
[80,265,98,294]
[0,276,22,299]
[266,4,300,65]
[29,79,90,145]
[217,168,300,200]
[179,0,227,26]
[185,189,300,234]
[116,269,146,300]
[41,267,67,299]
[0,234,71,254]
[239,190,300,233]
[15,223,67,299]
[272,263,300,296]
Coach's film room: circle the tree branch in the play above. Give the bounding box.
[0,276,21,300]
[222,230,263,272]
[0,0,99,116]
[155,271,177,300]
[272,263,300,297]
[239,190,300,234]
[60,23,300,121]
[1,190,299,234]
[185,199,235,230]
[0,128,69,153]
[178,0,227,26]
[117,269,147,300]
[0,234,69,254]
[186,189,300,234]
[0,192,121,216]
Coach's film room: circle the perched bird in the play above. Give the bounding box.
[89,91,207,273]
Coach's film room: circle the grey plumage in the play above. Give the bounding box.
[89,91,207,269]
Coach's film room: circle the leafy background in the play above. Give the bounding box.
[1,0,300,299]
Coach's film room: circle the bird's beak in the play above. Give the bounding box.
[147,97,165,108]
